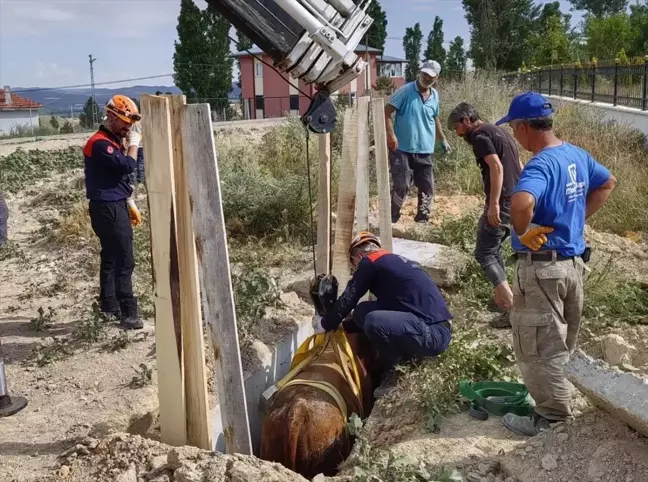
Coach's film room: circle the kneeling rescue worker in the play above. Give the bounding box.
[312,232,453,397]
[83,95,144,330]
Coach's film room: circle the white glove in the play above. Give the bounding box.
[128,128,142,149]
[442,139,453,155]
[312,315,325,335]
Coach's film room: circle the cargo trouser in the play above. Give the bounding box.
[352,300,452,371]
[389,150,434,223]
[88,200,138,318]
[511,253,586,421]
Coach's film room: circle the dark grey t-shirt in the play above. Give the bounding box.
[468,124,521,206]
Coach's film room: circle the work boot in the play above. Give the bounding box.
[413,214,429,224]
[120,315,143,330]
[503,413,551,437]
[373,370,399,399]
[120,299,143,330]
[490,312,512,329]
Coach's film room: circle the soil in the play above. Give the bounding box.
[55,432,308,482]
[0,127,311,482]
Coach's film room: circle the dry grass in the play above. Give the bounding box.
[438,73,648,235]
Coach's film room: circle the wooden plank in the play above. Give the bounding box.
[331,107,359,289]
[167,95,212,450]
[316,133,331,275]
[371,97,393,252]
[140,95,187,447]
[181,103,253,455]
[356,96,370,232]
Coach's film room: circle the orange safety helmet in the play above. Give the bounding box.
[105,95,141,124]
[349,231,381,263]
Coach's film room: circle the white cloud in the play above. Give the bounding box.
[35,62,75,80]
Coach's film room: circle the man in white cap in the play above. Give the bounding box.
[385,60,452,223]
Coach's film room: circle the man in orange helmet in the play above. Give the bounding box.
[83,95,144,330]
[312,231,453,397]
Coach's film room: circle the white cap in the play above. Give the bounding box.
[421,60,441,78]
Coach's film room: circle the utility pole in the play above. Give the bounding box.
[89,54,98,128]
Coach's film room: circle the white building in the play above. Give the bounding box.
[0,86,43,136]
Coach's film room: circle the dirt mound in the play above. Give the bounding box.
[57,433,308,482]
[500,409,648,482]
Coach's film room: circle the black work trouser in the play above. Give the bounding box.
[389,150,434,223]
[88,200,137,317]
[0,191,8,248]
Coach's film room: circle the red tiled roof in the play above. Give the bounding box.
[0,91,43,111]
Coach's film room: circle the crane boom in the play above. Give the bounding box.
[206,0,374,133]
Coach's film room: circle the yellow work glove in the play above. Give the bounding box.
[127,199,142,227]
[519,224,553,251]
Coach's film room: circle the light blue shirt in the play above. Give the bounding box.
[512,142,611,257]
[388,82,439,154]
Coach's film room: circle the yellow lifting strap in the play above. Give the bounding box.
[269,327,363,418]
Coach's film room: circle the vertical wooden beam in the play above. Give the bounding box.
[316,133,331,275]
[371,97,393,252]
[356,96,370,232]
[140,95,187,446]
[181,103,253,455]
[331,107,359,289]
[167,95,212,450]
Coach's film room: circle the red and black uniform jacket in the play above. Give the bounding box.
[83,126,136,202]
[321,250,453,331]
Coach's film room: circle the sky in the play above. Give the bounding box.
[0,0,583,90]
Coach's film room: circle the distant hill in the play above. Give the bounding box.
[14,84,242,115]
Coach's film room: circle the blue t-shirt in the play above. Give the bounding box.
[388,82,439,154]
[512,142,611,257]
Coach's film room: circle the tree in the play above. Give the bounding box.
[173,0,233,111]
[629,4,648,57]
[585,13,636,61]
[445,36,468,77]
[529,3,572,65]
[60,121,74,134]
[567,0,627,17]
[424,16,446,67]
[365,1,388,51]
[203,4,234,111]
[79,96,100,129]
[463,0,540,71]
[403,23,424,82]
[49,116,59,131]
[374,76,396,96]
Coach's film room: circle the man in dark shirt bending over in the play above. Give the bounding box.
[312,231,453,397]
[448,103,523,328]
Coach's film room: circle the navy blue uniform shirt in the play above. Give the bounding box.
[322,250,453,331]
[84,126,136,202]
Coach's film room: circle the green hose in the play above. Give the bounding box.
[459,380,535,418]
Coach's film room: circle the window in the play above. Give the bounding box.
[380,63,403,78]
[255,95,265,111]
[255,61,263,78]
[289,95,299,110]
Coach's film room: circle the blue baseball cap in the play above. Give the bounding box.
[495,92,553,126]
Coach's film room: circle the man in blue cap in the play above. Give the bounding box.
[496,92,616,436]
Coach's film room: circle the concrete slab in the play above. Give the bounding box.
[392,237,469,287]
[566,349,648,438]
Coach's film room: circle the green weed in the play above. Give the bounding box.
[130,363,153,388]
[0,147,83,193]
[73,302,108,343]
[30,337,73,367]
[388,328,516,432]
[29,306,56,332]
[345,414,464,482]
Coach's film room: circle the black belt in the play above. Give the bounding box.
[515,251,574,262]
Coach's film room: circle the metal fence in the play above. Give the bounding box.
[502,61,648,111]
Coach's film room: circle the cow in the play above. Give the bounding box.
[260,322,378,479]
